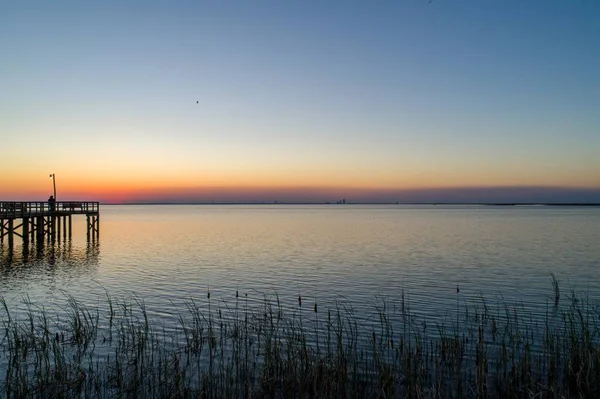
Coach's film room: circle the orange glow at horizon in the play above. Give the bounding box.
[2,178,599,204]
[1,160,599,203]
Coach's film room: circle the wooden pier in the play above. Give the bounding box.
[0,201,99,247]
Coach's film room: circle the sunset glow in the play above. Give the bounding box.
[2,1,599,203]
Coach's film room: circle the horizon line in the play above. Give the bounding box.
[99,201,600,206]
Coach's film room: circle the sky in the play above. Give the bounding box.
[1,0,599,203]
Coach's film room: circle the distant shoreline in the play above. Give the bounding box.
[3,200,598,207]
[99,202,600,207]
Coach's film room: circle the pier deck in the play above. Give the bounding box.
[0,201,99,246]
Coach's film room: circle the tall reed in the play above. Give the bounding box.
[0,281,598,398]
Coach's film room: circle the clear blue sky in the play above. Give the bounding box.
[1,0,599,202]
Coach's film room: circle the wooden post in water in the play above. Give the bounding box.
[7,219,14,247]
[36,216,44,243]
[47,216,53,243]
[53,215,57,242]
[23,217,29,246]
[22,238,30,260]
[35,220,44,253]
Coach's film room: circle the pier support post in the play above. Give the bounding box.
[36,216,44,243]
[51,216,57,243]
[23,217,29,246]
[8,219,14,247]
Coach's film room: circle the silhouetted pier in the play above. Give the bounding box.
[0,201,99,246]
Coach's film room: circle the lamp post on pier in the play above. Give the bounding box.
[49,174,56,200]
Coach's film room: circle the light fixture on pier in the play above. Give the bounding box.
[49,174,56,200]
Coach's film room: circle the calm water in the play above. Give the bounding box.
[1,204,599,324]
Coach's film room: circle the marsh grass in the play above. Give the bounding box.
[0,282,599,398]
[550,272,560,307]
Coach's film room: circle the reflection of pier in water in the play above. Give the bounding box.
[0,237,100,275]
[0,201,99,247]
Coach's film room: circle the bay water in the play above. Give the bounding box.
[1,204,599,330]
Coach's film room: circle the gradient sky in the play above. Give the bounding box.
[1,0,599,203]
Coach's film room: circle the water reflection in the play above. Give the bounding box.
[0,238,100,280]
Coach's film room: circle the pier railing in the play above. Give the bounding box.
[0,202,99,218]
